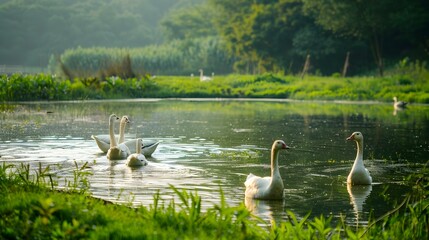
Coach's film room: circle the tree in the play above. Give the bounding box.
[208,0,257,73]
[160,4,217,40]
[302,0,429,76]
[0,0,188,67]
[210,0,353,74]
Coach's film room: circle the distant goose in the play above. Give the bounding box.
[126,138,148,167]
[346,132,372,185]
[393,96,407,109]
[244,140,290,200]
[92,116,160,156]
[199,69,212,81]
[107,114,131,160]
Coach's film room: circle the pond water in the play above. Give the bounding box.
[1,99,428,226]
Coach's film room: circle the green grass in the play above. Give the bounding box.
[1,162,428,239]
[1,72,428,103]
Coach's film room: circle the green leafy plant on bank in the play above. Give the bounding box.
[0,161,427,239]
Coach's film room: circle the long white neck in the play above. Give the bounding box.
[352,140,364,169]
[136,139,142,154]
[109,118,118,148]
[199,70,203,79]
[270,147,281,182]
[118,119,126,143]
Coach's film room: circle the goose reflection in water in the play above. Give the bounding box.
[244,197,285,224]
[347,184,372,225]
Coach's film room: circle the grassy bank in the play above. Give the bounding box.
[1,71,428,103]
[1,162,428,239]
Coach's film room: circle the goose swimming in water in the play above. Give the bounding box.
[92,116,160,156]
[106,114,131,160]
[393,96,407,109]
[346,132,372,185]
[244,140,290,200]
[126,138,148,167]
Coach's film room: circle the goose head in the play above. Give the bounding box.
[273,140,290,150]
[393,96,398,102]
[346,132,363,142]
[136,138,143,146]
[109,114,120,123]
[121,116,130,124]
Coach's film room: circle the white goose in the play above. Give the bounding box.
[346,132,372,185]
[245,140,290,200]
[91,116,160,156]
[126,138,148,167]
[92,115,129,152]
[393,96,407,109]
[199,69,212,81]
[106,114,131,160]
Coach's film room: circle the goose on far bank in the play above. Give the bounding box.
[346,132,372,185]
[126,138,148,167]
[244,140,290,200]
[107,114,131,160]
[92,116,160,156]
[393,96,407,109]
[199,69,212,81]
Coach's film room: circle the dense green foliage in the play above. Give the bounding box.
[208,0,429,75]
[1,60,428,103]
[302,0,429,76]
[1,162,428,239]
[0,73,160,101]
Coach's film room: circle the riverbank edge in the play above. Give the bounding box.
[2,73,428,103]
[1,162,428,239]
[4,97,429,106]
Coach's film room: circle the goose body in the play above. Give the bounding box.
[126,138,148,167]
[106,114,131,160]
[346,132,372,185]
[393,96,407,109]
[245,140,290,200]
[91,116,160,156]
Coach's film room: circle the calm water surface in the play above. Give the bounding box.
[1,99,428,226]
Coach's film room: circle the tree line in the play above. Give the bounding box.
[1,0,428,76]
[0,0,196,68]
[206,0,429,75]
